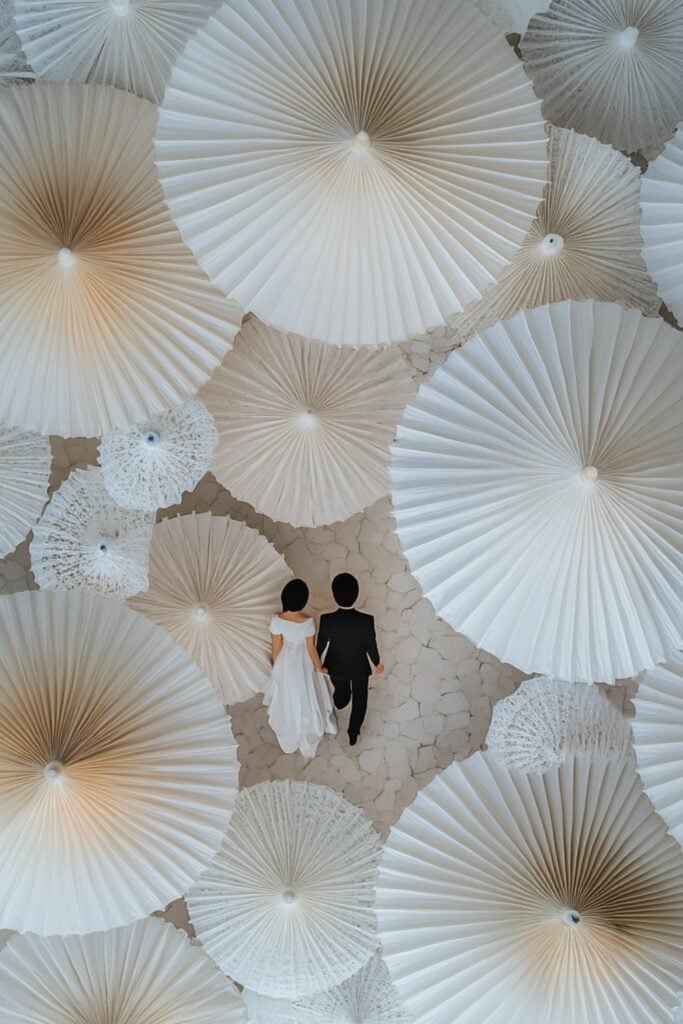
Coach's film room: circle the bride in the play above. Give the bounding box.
[265,578,337,759]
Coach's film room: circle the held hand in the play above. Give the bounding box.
[374,663,385,675]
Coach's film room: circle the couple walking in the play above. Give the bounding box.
[265,573,384,758]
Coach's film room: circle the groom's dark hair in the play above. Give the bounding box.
[281,578,309,611]
[332,573,359,608]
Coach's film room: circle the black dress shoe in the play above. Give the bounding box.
[348,732,358,746]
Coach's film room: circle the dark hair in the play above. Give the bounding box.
[332,573,359,608]
[281,578,309,612]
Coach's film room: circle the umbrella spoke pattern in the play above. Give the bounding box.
[0,424,51,558]
[641,125,683,324]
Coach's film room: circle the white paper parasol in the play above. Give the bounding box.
[99,399,218,511]
[486,677,631,772]
[633,652,683,847]
[14,0,220,103]
[30,467,154,599]
[0,424,51,558]
[0,589,238,935]
[284,955,412,1024]
[202,319,415,526]
[0,0,32,82]
[156,0,548,346]
[390,300,683,682]
[475,0,549,35]
[458,127,659,336]
[0,917,247,1022]
[187,780,382,998]
[641,127,683,324]
[128,512,291,705]
[0,82,240,436]
[376,752,683,1024]
[521,0,683,157]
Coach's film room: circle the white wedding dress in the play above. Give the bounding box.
[265,615,337,758]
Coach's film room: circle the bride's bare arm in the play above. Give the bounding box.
[271,634,283,664]
[306,635,327,673]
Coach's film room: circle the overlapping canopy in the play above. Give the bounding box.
[0,424,51,558]
[641,126,683,324]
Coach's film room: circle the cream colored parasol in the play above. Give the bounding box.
[0,82,240,436]
[99,399,218,511]
[486,677,631,772]
[128,512,291,705]
[457,127,659,337]
[641,126,683,324]
[632,652,683,847]
[14,0,220,103]
[156,0,548,346]
[376,752,683,1024]
[202,319,415,526]
[187,780,382,998]
[521,0,683,157]
[0,918,248,1022]
[30,467,154,599]
[0,424,51,558]
[390,300,683,682]
[0,589,238,935]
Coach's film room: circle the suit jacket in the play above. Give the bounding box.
[316,608,380,679]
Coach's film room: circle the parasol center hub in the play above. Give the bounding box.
[96,539,111,556]
[144,430,161,447]
[193,604,209,621]
[281,888,297,904]
[44,760,63,782]
[580,465,599,484]
[617,25,639,48]
[111,0,130,14]
[351,130,370,151]
[58,247,76,269]
[564,909,581,927]
[296,410,319,430]
[540,233,564,255]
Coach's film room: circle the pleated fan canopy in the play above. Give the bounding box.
[128,512,291,705]
[156,0,548,346]
[0,590,238,935]
[457,127,659,337]
[391,300,683,682]
[632,653,683,847]
[376,752,683,1024]
[14,0,220,103]
[0,918,248,1023]
[202,319,415,526]
[0,82,240,436]
[0,424,51,558]
[187,780,382,998]
[641,126,683,325]
[521,0,683,157]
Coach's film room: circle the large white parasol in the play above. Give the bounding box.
[30,467,154,599]
[0,590,238,935]
[521,0,683,157]
[390,300,683,682]
[0,424,51,558]
[14,0,220,103]
[0,917,248,1022]
[99,399,218,511]
[156,0,548,346]
[641,126,683,324]
[187,780,382,998]
[458,127,659,336]
[202,319,415,527]
[486,677,631,772]
[632,652,683,847]
[376,752,683,1024]
[0,82,240,437]
[128,512,291,705]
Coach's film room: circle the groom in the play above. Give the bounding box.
[316,573,384,746]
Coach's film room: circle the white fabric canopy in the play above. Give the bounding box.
[633,652,683,847]
[0,590,238,935]
[521,0,683,157]
[376,752,683,1024]
[391,300,683,682]
[202,319,415,527]
[0,424,51,558]
[128,512,291,705]
[14,0,220,102]
[156,0,547,346]
[641,126,683,324]
[0,82,240,436]
[0,918,247,1022]
[188,780,381,998]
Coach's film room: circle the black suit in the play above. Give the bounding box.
[316,608,380,739]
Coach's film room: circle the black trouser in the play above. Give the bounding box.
[331,676,369,738]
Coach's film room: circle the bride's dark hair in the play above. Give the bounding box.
[281,578,309,612]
